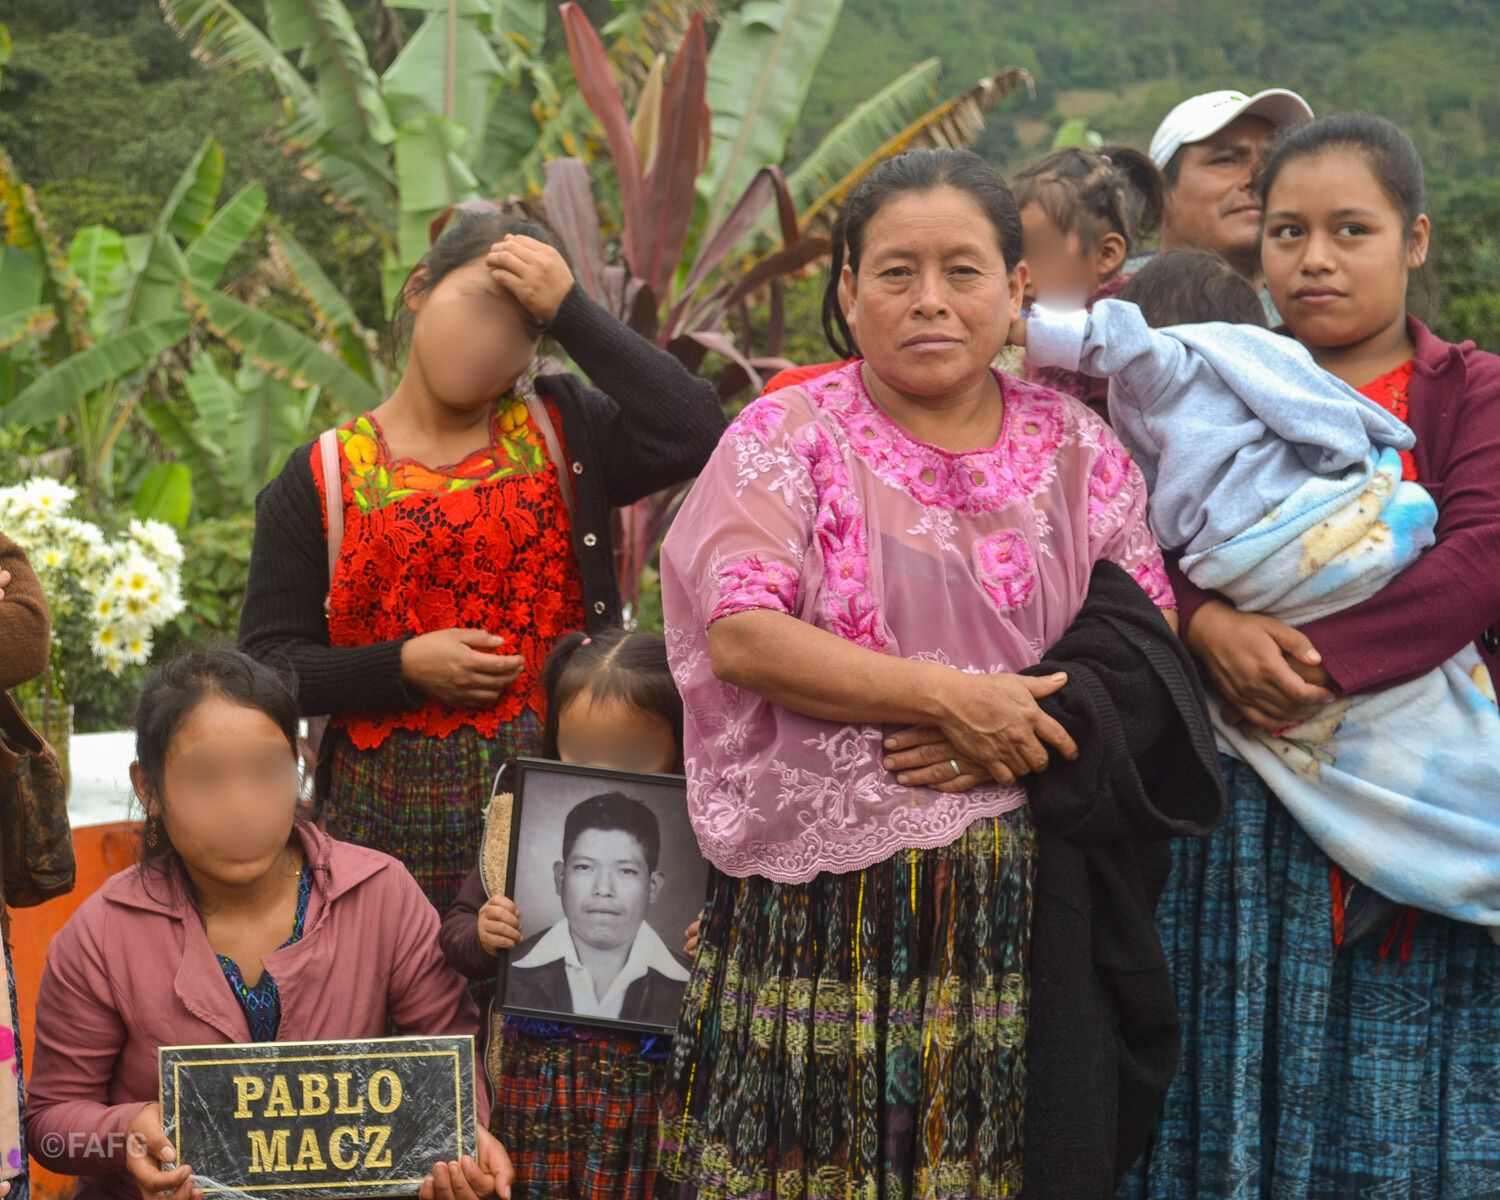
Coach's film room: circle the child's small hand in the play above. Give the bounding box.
[683,909,705,958]
[477,894,522,955]
[486,235,575,328]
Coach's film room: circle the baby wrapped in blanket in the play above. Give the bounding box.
[1023,251,1500,934]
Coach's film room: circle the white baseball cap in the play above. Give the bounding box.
[1148,88,1314,168]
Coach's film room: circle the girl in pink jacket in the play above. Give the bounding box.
[27,648,512,1200]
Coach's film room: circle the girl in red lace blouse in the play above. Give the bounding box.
[239,209,726,912]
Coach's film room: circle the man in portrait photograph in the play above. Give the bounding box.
[506,791,692,1026]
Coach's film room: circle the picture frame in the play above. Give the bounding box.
[494,758,706,1036]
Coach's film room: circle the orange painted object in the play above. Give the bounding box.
[9,822,142,1200]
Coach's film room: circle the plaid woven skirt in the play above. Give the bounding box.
[322,713,542,913]
[1119,755,1500,1199]
[656,811,1036,1200]
[492,1023,667,1200]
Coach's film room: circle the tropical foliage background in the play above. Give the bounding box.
[3,0,1497,728]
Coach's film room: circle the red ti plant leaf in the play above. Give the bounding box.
[633,13,709,300]
[560,3,644,249]
[542,158,608,303]
[669,164,797,337]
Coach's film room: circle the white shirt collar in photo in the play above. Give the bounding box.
[512,915,690,1019]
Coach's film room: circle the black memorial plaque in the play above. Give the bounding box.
[159,1036,476,1200]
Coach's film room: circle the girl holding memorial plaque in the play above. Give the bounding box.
[27,649,513,1200]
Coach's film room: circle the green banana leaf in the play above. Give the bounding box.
[394,113,481,267]
[0,307,56,354]
[185,183,268,288]
[3,317,190,427]
[160,0,316,110]
[264,0,395,146]
[134,462,195,528]
[187,284,380,411]
[784,58,942,214]
[698,0,843,236]
[382,3,502,157]
[0,245,43,318]
[159,138,225,244]
[265,220,360,332]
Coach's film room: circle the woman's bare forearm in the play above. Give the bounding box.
[707,610,961,726]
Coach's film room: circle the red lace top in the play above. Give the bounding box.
[1356,360,1417,481]
[312,396,585,750]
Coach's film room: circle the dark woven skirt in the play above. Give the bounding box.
[656,811,1036,1200]
[492,1023,667,1200]
[322,713,541,912]
[1118,755,1500,1199]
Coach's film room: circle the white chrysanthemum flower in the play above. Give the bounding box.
[21,477,76,515]
[90,624,121,656]
[103,651,126,676]
[128,518,184,567]
[120,632,153,666]
[35,544,68,572]
[106,554,166,602]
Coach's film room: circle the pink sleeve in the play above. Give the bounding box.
[27,908,153,1176]
[1299,353,1500,695]
[667,393,817,629]
[1085,431,1176,610]
[383,867,489,1114]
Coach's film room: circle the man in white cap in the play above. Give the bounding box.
[1148,88,1314,291]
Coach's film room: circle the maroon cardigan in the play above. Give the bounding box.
[1172,317,1500,695]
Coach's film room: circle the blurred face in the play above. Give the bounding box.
[405,257,540,412]
[554,827,662,954]
[841,186,1023,401]
[557,689,679,775]
[1262,148,1428,355]
[132,696,299,889]
[1162,115,1276,274]
[1019,203,1124,307]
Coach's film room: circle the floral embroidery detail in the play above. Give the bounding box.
[727,395,787,444]
[1088,437,1131,506]
[1130,555,1176,609]
[797,423,888,650]
[710,556,799,623]
[973,530,1036,612]
[809,363,1066,513]
[694,763,762,843]
[315,398,584,750]
[338,400,547,515]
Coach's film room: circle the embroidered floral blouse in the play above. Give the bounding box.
[661,361,1173,884]
[312,396,585,750]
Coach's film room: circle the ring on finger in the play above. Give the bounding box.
[949,758,961,779]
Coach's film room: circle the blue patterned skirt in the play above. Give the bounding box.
[1120,755,1500,1199]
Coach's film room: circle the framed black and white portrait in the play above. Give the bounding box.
[495,759,707,1036]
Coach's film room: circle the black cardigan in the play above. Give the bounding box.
[237,284,728,719]
[1019,561,1226,1200]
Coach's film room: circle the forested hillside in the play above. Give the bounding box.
[4,0,1496,345]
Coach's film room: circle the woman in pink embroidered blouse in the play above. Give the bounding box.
[653,150,1174,1198]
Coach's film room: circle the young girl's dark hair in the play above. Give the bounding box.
[540,628,683,766]
[389,202,567,355]
[1116,249,1268,328]
[822,148,1025,359]
[134,646,301,875]
[1011,144,1165,260]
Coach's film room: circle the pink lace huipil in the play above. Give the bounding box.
[661,361,1173,884]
